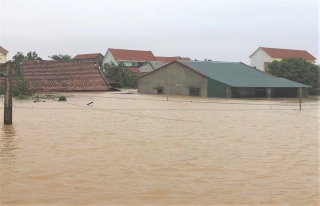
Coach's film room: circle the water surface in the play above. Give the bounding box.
[0,92,319,205]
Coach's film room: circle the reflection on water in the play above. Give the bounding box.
[0,92,319,205]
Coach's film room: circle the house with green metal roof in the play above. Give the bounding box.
[138,60,309,98]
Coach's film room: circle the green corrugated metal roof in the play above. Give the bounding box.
[180,61,310,88]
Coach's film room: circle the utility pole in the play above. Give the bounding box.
[299,98,301,111]
[4,61,13,125]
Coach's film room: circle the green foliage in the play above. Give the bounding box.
[12,51,42,63]
[58,96,67,101]
[49,54,72,60]
[13,78,33,97]
[0,86,4,95]
[103,63,140,88]
[267,57,319,95]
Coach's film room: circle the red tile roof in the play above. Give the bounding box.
[125,67,141,75]
[0,46,8,55]
[109,48,156,61]
[250,47,316,60]
[155,56,191,62]
[0,77,4,87]
[20,60,109,92]
[73,53,103,60]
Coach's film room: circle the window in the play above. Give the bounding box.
[189,88,200,96]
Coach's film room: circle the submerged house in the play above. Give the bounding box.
[102,48,157,67]
[73,53,104,67]
[15,60,110,92]
[138,60,309,98]
[249,47,316,71]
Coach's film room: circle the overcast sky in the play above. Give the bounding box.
[0,0,318,63]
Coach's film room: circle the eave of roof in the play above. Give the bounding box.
[0,46,9,55]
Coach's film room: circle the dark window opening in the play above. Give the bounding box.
[272,88,298,98]
[189,88,200,96]
[255,87,266,97]
[153,87,163,94]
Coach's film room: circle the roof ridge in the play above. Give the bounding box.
[109,48,152,52]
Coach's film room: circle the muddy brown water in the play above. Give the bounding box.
[0,91,319,205]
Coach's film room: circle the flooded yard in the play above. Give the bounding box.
[0,91,319,205]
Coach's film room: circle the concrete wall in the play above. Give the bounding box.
[250,48,271,71]
[0,51,7,63]
[138,62,208,96]
[102,50,118,66]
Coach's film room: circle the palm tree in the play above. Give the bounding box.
[103,62,140,88]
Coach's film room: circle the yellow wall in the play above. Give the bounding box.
[0,51,6,63]
[271,58,315,64]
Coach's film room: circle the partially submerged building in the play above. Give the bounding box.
[73,53,104,67]
[249,47,316,71]
[102,48,157,67]
[138,61,169,75]
[138,60,309,98]
[17,60,110,92]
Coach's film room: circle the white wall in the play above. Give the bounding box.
[250,48,271,71]
[0,51,7,63]
[102,49,118,66]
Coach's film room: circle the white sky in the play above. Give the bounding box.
[0,0,318,63]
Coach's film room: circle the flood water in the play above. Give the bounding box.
[0,91,319,205]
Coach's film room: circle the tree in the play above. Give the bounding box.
[12,51,42,63]
[267,57,319,94]
[103,62,140,88]
[12,52,26,63]
[26,51,42,60]
[49,54,72,60]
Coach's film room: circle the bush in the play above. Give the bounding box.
[58,96,67,101]
[13,78,33,97]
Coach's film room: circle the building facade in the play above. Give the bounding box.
[0,46,8,64]
[249,47,316,71]
[102,48,157,67]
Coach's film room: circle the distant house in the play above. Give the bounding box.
[73,53,104,67]
[126,67,142,75]
[155,56,191,62]
[249,47,316,71]
[101,48,157,67]
[138,61,168,75]
[16,60,110,92]
[0,46,8,64]
[138,60,309,98]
